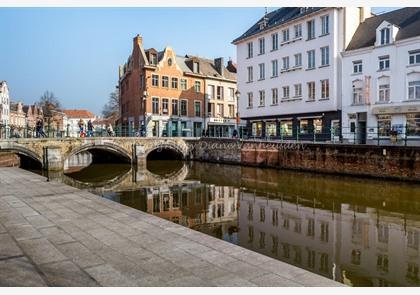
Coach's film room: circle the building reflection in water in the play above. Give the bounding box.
[62,161,420,287]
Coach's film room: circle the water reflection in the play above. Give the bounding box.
[60,160,420,287]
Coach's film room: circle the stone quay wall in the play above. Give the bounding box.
[192,139,420,182]
[0,152,20,167]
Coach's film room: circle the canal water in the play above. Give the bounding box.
[53,160,420,287]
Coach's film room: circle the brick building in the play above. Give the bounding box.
[118,35,237,137]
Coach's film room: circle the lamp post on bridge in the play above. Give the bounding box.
[235,90,241,138]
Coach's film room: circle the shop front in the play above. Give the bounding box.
[207,117,236,138]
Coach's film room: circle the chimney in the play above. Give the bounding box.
[227,59,237,73]
[358,7,371,23]
[133,34,143,47]
[214,57,224,76]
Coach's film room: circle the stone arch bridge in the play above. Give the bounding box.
[0,137,199,171]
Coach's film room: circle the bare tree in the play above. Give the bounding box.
[38,91,61,110]
[102,90,119,120]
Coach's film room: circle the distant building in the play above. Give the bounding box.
[118,35,238,137]
[23,104,44,137]
[341,7,420,145]
[9,102,26,137]
[0,81,10,138]
[63,109,96,137]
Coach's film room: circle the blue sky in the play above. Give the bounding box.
[0,7,397,115]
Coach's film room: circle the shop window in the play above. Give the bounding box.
[266,121,276,137]
[351,250,361,265]
[252,122,263,137]
[377,115,391,136]
[299,119,309,134]
[314,119,322,134]
[280,120,293,137]
[406,114,420,136]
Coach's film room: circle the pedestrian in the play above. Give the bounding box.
[35,120,41,138]
[38,120,47,138]
[106,123,114,137]
[232,129,238,138]
[78,119,85,137]
[87,120,94,137]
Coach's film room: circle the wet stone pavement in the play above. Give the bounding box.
[0,168,342,287]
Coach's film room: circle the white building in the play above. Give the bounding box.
[342,7,420,145]
[62,109,96,137]
[233,7,371,140]
[0,81,10,138]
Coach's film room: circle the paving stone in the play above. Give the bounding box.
[40,226,75,245]
[210,274,259,287]
[0,233,23,259]
[25,215,54,229]
[15,206,40,217]
[56,242,105,269]
[38,260,99,287]
[5,223,42,241]
[85,264,137,287]
[0,210,28,226]
[0,257,46,286]
[293,272,344,287]
[18,238,67,265]
[167,275,210,287]
[250,273,304,287]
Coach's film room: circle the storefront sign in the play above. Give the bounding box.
[372,104,420,115]
[209,118,236,124]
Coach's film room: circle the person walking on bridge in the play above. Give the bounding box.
[87,119,94,137]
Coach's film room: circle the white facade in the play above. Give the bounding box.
[234,7,369,139]
[0,81,10,132]
[63,115,96,137]
[342,32,420,145]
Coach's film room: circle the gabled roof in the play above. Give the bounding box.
[232,7,325,44]
[176,55,236,80]
[346,7,420,51]
[63,109,95,119]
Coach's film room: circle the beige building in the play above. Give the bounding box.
[9,102,26,137]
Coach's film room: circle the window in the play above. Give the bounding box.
[408,81,420,100]
[294,53,302,67]
[407,114,420,136]
[228,105,235,117]
[247,66,253,82]
[162,76,169,88]
[272,33,278,51]
[377,115,391,136]
[282,86,290,99]
[379,84,390,102]
[180,100,187,116]
[259,90,265,106]
[271,60,278,77]
[162,98,169,114]
[307,50,315,69]
[247,42,253,58]
[216,86,224,100]
[152,74,159,87]
[353,87,363,104]
[193,62,200,73]
[308,82,315,100]
[258,63,265,80]
[321,79,329,99]
[194,101,201,117]
[409,50,420,65]
[379,56,390,70]
[171,77,178,89]
[321,15,329,35]
[259,207,265,222]
[280,120,293,137]
[180,79,187,90]
[380,28,390,45]
[150,54,157,65]
[266,122,276,137]
[208,85,215,99]
[217,103,223,116]
[258,38,265,55]
[207,102,214,116]
[152,97,159,114]
[307,219,315,237]
[282,28,289,42]
[282,57,289,70]
[320,222,329,242]
[314,119,322,134]
[194,81,201,93]
[307,20,315,40]
[377,254,389,272]
[228,88,235,101]
[247,92,253,108]
[294,24,302,38]
[353,61,363,73]
[294,84,302,97]
[272,88,278,105]
[300,119,309,134]
[320,46,329,66]
[172,99,178,116]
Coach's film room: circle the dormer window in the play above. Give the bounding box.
[150,54,157,65]
[380,28,390,45]
[193,61,199,73]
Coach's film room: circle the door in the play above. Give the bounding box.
[330,120,340,142]
[357,121,367,144]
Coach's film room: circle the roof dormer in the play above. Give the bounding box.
[375,20,399,47]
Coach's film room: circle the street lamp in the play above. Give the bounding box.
[235,90,241,137]
[141,90,149,137]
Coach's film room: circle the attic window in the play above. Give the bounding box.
[193,62,199,73]
[150,54,158,65]
[380,28,390,45]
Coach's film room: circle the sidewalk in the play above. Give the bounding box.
[0,168,343,287]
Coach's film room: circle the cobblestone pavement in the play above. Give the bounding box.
[0,168,343,287]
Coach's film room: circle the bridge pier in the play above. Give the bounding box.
[43,146,64,171]
[133,144,147,169]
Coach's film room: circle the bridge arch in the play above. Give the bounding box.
[0,143,43,169]
[66,142,132,165]
[143,140,189,161]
